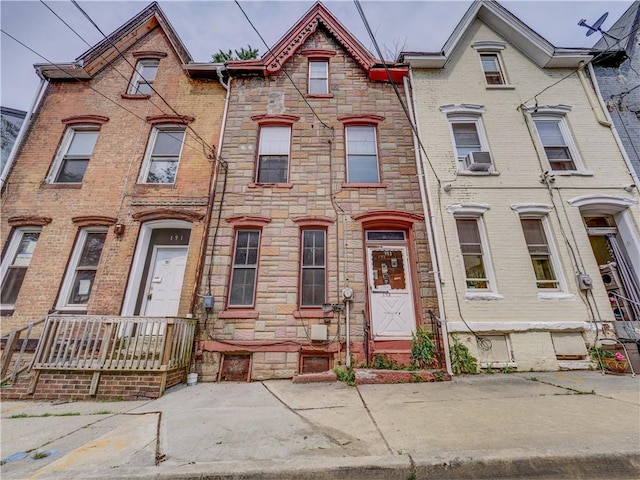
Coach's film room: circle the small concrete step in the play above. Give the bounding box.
[291,371,337,383]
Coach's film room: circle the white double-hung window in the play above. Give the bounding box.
[529,106,584,173]
[57,227,107,310]
[346,125,379,183]
[139,126,186,184]
[47,127,99,184]
[256,126,290,183]
[128,59,159,95]
[441,104,493,173]
[0,228,41,309]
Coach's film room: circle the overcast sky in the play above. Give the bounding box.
[0,0,633,111]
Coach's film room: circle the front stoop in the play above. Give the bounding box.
[355,369,450,384]
[292,371,338,383]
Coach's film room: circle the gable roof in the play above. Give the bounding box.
[593,1,640,57]
[400,0,592,69]
[226,2,407,83]
[35,2,192,81]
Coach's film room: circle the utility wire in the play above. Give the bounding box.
[70,0,219,162]
[352,0,441,184]
[39,0,205,158]
[233,0,332,131]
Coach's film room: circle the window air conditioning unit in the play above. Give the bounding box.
[464,151,492,171]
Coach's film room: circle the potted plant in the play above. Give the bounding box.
[603,352,628,373]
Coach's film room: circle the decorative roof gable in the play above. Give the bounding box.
[36,2,192,80]
[227,2,407,83]
[401,0,592,69]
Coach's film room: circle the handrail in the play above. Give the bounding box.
[1,318,46,383]
[609,291,640,307]
[32,315,195,372]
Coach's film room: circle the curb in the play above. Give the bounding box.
[33,450,640,480]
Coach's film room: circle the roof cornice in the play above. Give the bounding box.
[401,0,592,69]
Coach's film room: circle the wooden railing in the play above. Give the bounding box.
[1,318,45,383]
[32,315,195,372]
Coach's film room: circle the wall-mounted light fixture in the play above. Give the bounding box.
[114,223,125,236]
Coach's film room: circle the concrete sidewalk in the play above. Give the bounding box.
[1,371,638,479]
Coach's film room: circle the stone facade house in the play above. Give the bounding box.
[401,0,640,371]
[0,3,226,398]
[195,3,440,381]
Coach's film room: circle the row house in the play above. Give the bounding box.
[195,3,440,381]
[401,0,640,371]
[1,3,226,398]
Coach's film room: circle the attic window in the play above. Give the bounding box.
[472,42,509,87]
[302,50,336,97]
[127,59,159,95]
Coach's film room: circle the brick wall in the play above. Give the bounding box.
[1,26,226,334]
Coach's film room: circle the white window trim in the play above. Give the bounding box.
[449,204,498,297]
[345,125,380,183]
[121,220,192,316]
[471,43,511,87]
[138,125,186,185]
[300,229,327,307]
[56,227,107,311]
[308,60,329,95]
[46,126,99,184]
[0,227,41,310]
[441,106,495,174]
[228,229,261,308]
[528,106,586,174]
[515,209,570,298]
[127,58,158,95]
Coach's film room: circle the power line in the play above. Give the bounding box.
[233,0,332,131]
[352,0,441,184]
[70,0,219,162]
[0,28,206,159]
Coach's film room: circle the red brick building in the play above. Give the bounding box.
[0,3,226,398]
[195,3,440,381]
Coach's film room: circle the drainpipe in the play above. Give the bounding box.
[586,62,640,191]
[190,66,230,315]
[1,77,47,192]
[404,72,453,375]
[577,61,611,128]
[345,296,351,368]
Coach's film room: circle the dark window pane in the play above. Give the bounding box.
[56,159,88,183]
[69,270,97,304]
[78,233,106,267]
[456,219,481,244]
[366,231,405,242]
[1,268,27,304]
[302,269,325,306]
[229,268,256,306]
[452,123,481,147]
[257,156,288,183]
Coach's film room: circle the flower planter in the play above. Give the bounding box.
[603,357,628,373]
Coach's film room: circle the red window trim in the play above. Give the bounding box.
[132,51,168,59]
[61,115,109,126]
[225,215,271,228]
[121,94,151,100]
[353,209,424,229]
[251,114,300,126]
[132,209,203,223]
[301,49,337,59]
[338,114,384,126]
[146,115,195,125]
[72,216,117,227]
[7,216,52,227]
[296,224,329,310]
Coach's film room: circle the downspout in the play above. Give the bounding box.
[577,61,612,128]
[586,62,640,190]
[189,66,230,315]
[1,77,47,192]
[404,72,452,375]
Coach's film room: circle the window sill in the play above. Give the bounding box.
[465,292,504,301]
[248,182,294,189]
[305,93,334,99]
[457,170,500,176]
[293,309,333,319]
[537,292,576,301]
[341,182,387,189]
[551,170,594,177]
[135,182,175,188]
[121,94,151,100]
[41,183,82,189]
[218,309,259,319]
[485,85,515,90]
[0,308,14,316]
[55,309,88,314]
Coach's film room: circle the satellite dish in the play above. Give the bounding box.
[578,12,609,36]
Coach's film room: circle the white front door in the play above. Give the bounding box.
[141,246,188,317]
[367,246,416,339]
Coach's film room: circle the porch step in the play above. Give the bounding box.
[354,369,449,385]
